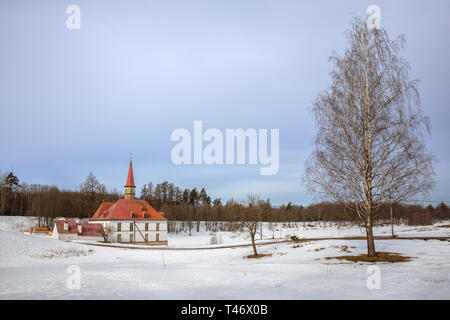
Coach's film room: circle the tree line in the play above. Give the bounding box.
[1,171,448,229]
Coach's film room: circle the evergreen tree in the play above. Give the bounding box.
[189,188,199,207]
[183,188,190,203]
[199,188,211,206]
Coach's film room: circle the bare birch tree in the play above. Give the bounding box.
[102,223,114,243]
[304,18,435,257]
[240,215,259,256]
[236,195,261,256]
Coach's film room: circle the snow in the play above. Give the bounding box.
[0,216,39,232]
[0,231,93,267]
[0,216,449,299]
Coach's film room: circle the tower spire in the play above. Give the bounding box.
[124,155,136,199]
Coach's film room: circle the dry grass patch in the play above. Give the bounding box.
[245,253,272,259]
[438,225,450,228]
[35,248,93,259]
[291,238,310,243]
[330,245,353,253]
[325,252,412,263]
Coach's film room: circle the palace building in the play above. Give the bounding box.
[89,157,168,245]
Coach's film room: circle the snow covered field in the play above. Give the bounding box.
[0,216,449,299]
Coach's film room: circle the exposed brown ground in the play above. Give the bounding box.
[325,252,412,263]
[438,225,450,228]
[245,253,272,259]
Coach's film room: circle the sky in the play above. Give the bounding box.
[0,0,449,205]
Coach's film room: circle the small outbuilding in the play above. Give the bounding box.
[23,227,50,236]
[52,220,104,242]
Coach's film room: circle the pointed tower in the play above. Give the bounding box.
[124,154,136,200]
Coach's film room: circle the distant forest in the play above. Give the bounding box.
[1,171,449,229]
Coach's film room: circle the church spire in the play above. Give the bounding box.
[124,154,136,199]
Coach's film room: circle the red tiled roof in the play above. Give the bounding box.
[54,220,78,234]
[89,199,167,221]
[53,220,104,237]
[125,160,135,187]
[91,202,114,219]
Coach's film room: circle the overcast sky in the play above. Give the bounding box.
[1,0,449,205]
